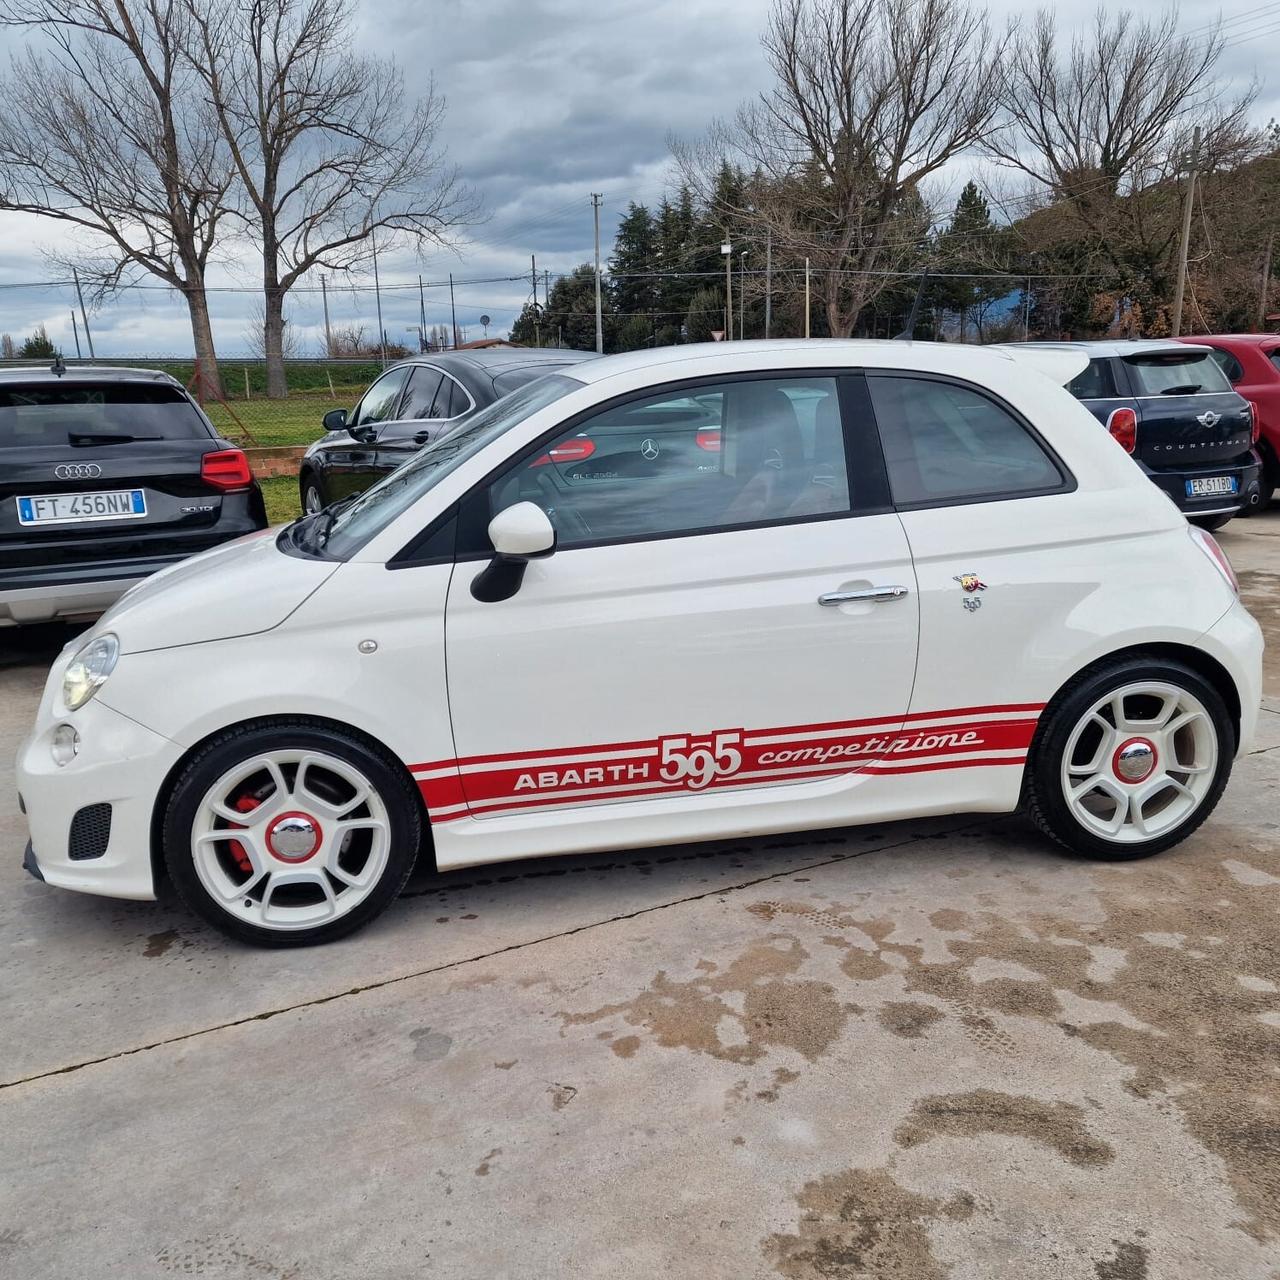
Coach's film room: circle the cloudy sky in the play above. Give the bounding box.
[0,0,1277,357]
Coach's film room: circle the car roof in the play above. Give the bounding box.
[1177,333,1280,346]
[387,348,598,376]
[0,363,185,386]
[1018,339,1214,359]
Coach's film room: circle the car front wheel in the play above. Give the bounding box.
[1025,657,1233,861]
[301,476,326,514]
[163,720,422,946]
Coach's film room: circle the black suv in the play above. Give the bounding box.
[1038,340,1262,530]
[0,363,267,627]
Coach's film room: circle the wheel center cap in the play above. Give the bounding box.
[1113,738,1157,784]
[266,811,322,862]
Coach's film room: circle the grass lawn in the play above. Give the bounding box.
[259,475,303,526]
[204,386,367,447]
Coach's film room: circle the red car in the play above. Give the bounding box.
[1176,334,1280,509]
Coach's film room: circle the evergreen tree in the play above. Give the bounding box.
[19,325,58,359]
[512,264,613,351]
[936,181,1018,341]
[610,203,659,319]
[685,286,726,343]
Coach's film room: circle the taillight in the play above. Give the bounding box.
[531,437,595,467]
[1189,525,1239,594]
[696,427,721,452]
[1247,400,1261,445]
[1105,407,1138,454]
[201,448,253,491]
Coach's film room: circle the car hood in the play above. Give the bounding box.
[95,528,340,654]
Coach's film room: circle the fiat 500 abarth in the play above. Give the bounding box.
[17,341,1263,947]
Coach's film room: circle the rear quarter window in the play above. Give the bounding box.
[1124,352,1232,396]
[1065,358,1118,400]
[0,382,209,448]
[1208,349,1245,383]
[1269,350,1280,375]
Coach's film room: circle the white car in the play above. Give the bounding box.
[17,341,1263,947]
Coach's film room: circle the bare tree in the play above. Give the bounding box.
[185,0,476,397]
[988,7,1259,308]
[0,1,235,394]
[245,298,304,360]
[676,0,1006,337]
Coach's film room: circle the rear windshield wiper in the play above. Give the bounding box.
[1157,383,1203,396]
[68,431,164,445]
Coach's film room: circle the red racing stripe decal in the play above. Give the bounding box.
[413,703,1042,825]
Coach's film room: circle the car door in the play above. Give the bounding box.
[440,371,920,830]
[326,367,411,499]
[374,367,473,473]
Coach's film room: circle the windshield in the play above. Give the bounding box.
[1124,352,1233,396]
[319,373,584,559]
[0,382,208,446]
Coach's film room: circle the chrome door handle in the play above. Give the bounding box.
[818,585,910,606]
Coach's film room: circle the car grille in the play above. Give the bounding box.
[68,803,112,861]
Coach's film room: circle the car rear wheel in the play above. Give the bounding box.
[1025,657,1233,861]
[163,720,421,946]
[1189,514,1234,532]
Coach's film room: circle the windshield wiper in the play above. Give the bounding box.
[1157,383,1203,396]
[68,431,164,445]
[294,493,358,554]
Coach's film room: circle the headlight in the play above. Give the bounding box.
[61,634,120,711]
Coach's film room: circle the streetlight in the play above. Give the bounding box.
[721,241,732,340]
[739,250,749,341]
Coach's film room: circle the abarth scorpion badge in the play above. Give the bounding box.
[954,572,988,612]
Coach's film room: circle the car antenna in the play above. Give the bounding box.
[51,354,67,377]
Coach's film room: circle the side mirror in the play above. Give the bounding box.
[323,407,348,432]
[471,502,556,603]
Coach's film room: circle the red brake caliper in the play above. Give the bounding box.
[226,794,261,874]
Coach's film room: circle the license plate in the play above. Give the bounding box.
[16,489,147,526]
[1185,476,1238,498]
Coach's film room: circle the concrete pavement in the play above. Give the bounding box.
[2,511,1278,1279]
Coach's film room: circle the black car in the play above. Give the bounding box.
[1041,340,1262,530]
[298,348,599,511]
[0,363,267,627]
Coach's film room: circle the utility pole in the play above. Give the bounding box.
[418,274,427,352]
[1172,126,1201,339]
[371,232,386,368]
[764,230,772,339]
[320,274,334,357]
[739,251,748,339]
[804,258,811,339]
[449,273,459,349]
[70,312,82,358]
[591,193,604,354]
[531,254,538,310]
[72,267,95,359]
[1259,228,1274,332]
[722,240,733,340]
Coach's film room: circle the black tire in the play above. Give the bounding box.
[1258,475,1275,512]
[163,719,422,947]
[300,474,326,515]
[1190,514,1234,532]
[1024,655,1234,862]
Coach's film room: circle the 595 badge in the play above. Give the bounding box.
[953,572,988,612]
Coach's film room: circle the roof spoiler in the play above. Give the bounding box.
[991,344,1089,386]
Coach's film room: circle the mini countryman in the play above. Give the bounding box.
[18,341,1263,946]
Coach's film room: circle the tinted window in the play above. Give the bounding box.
[1269,351,1280,374]
[1066,358,1117,400]
[400,367,444,419]
[479,376,851,549]
[0,382,208,447]
[432,376,466,419]
[322,374,583,559]
[870,375,1063,506]
[351,368,410,427]
[1208,349,1245,383]
[1124,351,1232,396]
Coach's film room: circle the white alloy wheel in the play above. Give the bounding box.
[190,749,391,932]
[1059,681,1219,845]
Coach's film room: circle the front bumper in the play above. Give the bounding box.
[16,690,184,901]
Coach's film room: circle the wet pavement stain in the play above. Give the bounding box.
[762,1167,974,1280]
[1093,1237,1149,1280]
[143,929,181,958]
[877,1001,946,1039]
[409,1027,453,1062]
[894,1089,1114,1168]
[548,1082,577,1110]
[474,1148,501,1176]
[559,936,847,1067]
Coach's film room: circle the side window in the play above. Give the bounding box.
[351,368,410,427]
[475,376,852,549]
[431,375,466,419]
[1208,349,1245,384]
[1270,350,1280,375]
[1066,358,1117,400]
[870,375,1064,506]
[401,367,444,420]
